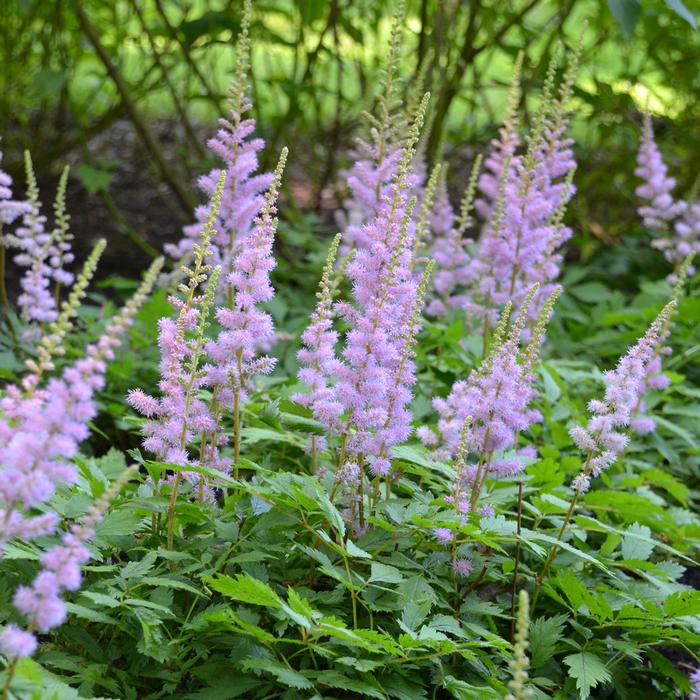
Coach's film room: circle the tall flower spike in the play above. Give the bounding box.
[0,148,30,226]
[295,233,343,431]
[635,113,700,277]
[47,165,75,292]
[10,151,56,334]
[368,260,435,476]
[505,590,533,700]
[335,0,425,256]
[432,288,554,514]
[630,254,693,434]
[453,48,577,333]
[0,466,138,662]
[411,162,441,263]
[475,51,524,220]
[166,0,273,296]
[635,113,685,231]
[0,256,163,556]
[24,239,107,388]
[129,174,225,479]
[569,300,676,494]
[427,155,482,318]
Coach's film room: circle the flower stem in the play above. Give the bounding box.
[166,473,183,550]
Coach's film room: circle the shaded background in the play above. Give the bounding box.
[1,0,699,288]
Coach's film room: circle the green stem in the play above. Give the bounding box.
[166,473,183,551]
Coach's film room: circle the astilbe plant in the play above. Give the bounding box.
[129,149,287,544]
[0,251,161,667]
[533,298,677,597]
[296,95,433,530]
[427,50,578,333]
[635,113,700,277]
[0,466,136,670]
[425,285,560,521]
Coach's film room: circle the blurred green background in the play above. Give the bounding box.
[1,0,699,282]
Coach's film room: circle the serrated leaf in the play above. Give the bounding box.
[241,657,312,689]
[204,573,281,609]
[664,590,700,617]
[530,614,567,669]
[621,523,655,561]
[563,652,611,699]
[369,562,404,584]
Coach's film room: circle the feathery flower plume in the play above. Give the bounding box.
[296,95,431,529]
[128,175,225,495]
[506,590,533,700]
[295,233,343,431]
[427,155,481,317]
[0,466,137,667]
[0,256,163,553]
[635,114,685,231]
[533,300,677,595]
[46,165,75,292]
[569,300,676,495]
[635,114,700,276]
[630,254,692,434]
[0,149,30,226]
[9,152,57,333]
[166,0,273,293]
[475,51,524,221]
[336,0,424,255]
[206,148,287,476]
[428,49,578,330]
[431,286,560,515]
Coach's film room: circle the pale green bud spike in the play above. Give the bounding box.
[524,52,559,169]
[394,92,431,195]
[397,259,435,368]
[504,51,525,137]
[507,283,540,348]
[331,248,353,297]
[378,0,406,128]
[80,465,139,529]
[506,590,533,700]
[185,265,221,377]
[541,167,576,264]
[411,162,442,263]
[456,154,483,236]
[671,253,694,301]
[556,22,586,112]
[318,233,342,302]
[23,150,40,209]
[26,239,106,378]
[481,301,512,373]
[53,166,71,247]
[523,285,561,371]
[229,0,253,116]
[183,170,226,297]
[489,154,512,236]
[454,416,472,473]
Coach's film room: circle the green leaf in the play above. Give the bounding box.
[530,614,567,669]
[120,551,157,580]
[563,652,611,699]
[76,163,114,194]
[369,562,404,584]
[241,657,312,689]
[664,590,700,617]
[664,0,697,29]
[204,573,281,608]
[621,523,655,561]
